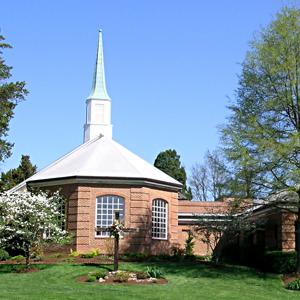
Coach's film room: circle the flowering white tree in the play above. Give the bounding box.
[0,191,68,266]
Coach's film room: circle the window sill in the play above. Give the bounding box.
[152,237,168,241]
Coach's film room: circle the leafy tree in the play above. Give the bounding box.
[194,198,256,262]
[154,149,192,199]
[0,155,36,191]
[221,7,300,271]
[0,191,67,267]
[190,150,229,201]
[0,35,28,162]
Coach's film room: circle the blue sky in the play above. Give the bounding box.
[1,0,287,176]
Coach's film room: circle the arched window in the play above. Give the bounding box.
[95,195,125,237]
[152,199,168,240]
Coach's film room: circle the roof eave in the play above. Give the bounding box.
[27,175,182,192]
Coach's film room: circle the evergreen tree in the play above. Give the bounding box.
[0,155,36,191]
[154,149,192,199]
[0,35,28,162]
[185,231,195,256]
[221,7,300,271]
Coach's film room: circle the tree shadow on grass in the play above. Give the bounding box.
[137,260,270,281]
[0,264,54,274]
[83,263,114,272]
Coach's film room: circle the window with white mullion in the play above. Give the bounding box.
[152,199,168,240]
[96,195,125,237]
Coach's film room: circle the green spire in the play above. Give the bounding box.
[88,30,110,100]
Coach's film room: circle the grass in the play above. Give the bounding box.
[0,261,299,300]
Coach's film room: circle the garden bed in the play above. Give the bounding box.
[78,269,167,285]
[77,274,167,285]
[282,273,300,285]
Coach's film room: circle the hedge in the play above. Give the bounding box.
[264,251,296,273]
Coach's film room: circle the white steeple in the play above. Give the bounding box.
[84,30,112,142]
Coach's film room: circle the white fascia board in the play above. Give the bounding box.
[27,176,182,191]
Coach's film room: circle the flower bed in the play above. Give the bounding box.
[78,270,167,285]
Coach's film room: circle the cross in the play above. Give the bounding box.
[96,211,140,271]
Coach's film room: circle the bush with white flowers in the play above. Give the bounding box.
[0,191,68,266]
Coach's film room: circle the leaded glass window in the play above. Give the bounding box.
[95,195,125,237]
[152,199,168,240]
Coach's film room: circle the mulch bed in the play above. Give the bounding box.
[0,257,113,265]
[15,267,40,274]
[77,275,167,285]
[282,273,300,285]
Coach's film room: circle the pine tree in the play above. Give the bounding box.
[154,149,192,199]
[0,155,36,191]
[0,35,28,162]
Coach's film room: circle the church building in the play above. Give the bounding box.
[23,31,184,254]
[13,31,297,256]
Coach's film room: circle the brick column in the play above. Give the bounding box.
[128,188,151,252]
[281,212,297,252]
[75,186,91,252]
[169,191,179,245]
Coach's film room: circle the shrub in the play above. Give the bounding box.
[63,257,75,263]
[197,255,212,262]
[69,250,80,257]
[157,254,171,261]
[185,231,195,256]
[264,251,296,273]
[30,245,43,260]
[89,270,108,280]
[184,254,197,261]
[136,271,149,279]
[11,255,25,262]
[113,271,130,282]
[80,252,96,259]
[146,266,163,279]
[86,275,97,282]
[90,248,101,256]
[11,265,28,273]
[79,249,101,259]
[121,252,149,262]
[0,249,10,261]
[171,246,185,257]
[48,253,63,259]
[286,278,300,290]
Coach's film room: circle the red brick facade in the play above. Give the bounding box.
[52,184,179,254]
[38,183,298,256]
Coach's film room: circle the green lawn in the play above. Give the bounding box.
[0,261,298,300]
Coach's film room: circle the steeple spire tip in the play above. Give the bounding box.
[88,30,110,100]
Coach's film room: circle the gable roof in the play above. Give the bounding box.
[26,135,182,190]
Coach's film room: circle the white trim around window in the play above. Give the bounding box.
[95,195,125,237]
[152,198,168,240]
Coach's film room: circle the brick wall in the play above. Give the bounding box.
[54,184,178,254]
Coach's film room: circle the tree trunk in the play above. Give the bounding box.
[296,204,300,273]
[25,244,30,268]
[114,235,119,271]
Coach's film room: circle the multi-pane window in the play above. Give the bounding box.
[95,195,125,237]
[152,199,168,240]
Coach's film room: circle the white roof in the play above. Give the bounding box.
[27,135,182,189]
